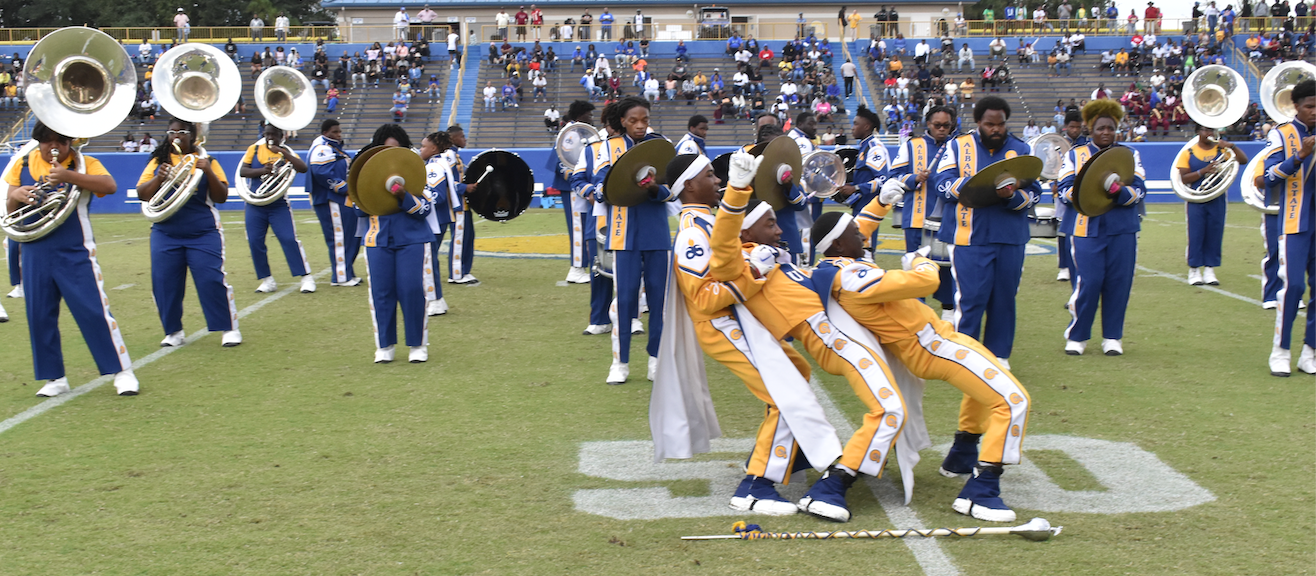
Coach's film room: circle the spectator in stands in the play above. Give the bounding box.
[989,37,1007,60]
[1016,39,1029,66]
[139,133,158,153]
[1055,49,1071,76]
[544,104,561,132]
[560,20,574,43]
[674,40,690,63]
[531,72,548,102]
[664,77,678,101]
[323,87,338,113]
[599,8,615,40]
[120,134,138,152]
[1114,48,1131,76]
[643,76,660,102]
[249,13,265,42]
[914,39,931,66]
[1023,119,1041,140]
[1040,120,1057,135]
[501,79,517,109]
[567,46,583,73]
[545,46,557,71]
[580,10,593,42]
[957,43,975,72]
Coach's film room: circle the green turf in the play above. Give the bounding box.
[0,206,1311,575]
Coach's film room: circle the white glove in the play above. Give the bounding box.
[901,245,933,270]
[727,150,764,189]
[879,178,906,206]
[748,244,781,278]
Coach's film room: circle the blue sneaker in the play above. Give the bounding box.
[952,464,1017,522]
[729,475,797,515]
[797,466,857,522]
[938,431,982,477]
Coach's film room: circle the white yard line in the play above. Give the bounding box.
[809,376,960,576]
[0,268,331,436]
[1137,264,1305,318]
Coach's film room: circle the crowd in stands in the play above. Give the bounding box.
[863,33,1010,135]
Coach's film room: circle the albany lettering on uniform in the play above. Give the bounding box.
[955,136,978,245]
[910,138,927,227]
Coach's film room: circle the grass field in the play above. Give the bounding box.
[0,205,1311,576]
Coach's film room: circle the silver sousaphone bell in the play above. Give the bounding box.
[1170,65,1249,205]
[236,65,317,206]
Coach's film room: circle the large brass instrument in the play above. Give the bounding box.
[237,66,317,206]
[1170,65,1251,204]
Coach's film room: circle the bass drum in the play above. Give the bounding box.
[833,147,860,184]
[464,150,535,221]
[1029,205,1059,238]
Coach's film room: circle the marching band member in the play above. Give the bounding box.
[833,106,890,240]
[1261,79,1316,376]
[419,130,460,316]
[1058,100,1146,356]
[570,103,618,336]
[5,237,20,298]
[931,96,1040,368]
[1177,123,1248,286]
[356,125,433,364]
[709,152,907,523]
[443,125,478,285]
[551,100,596,284]
[675,114,708,156]
[592,97,675,384]
[810,211,1030,522]
[755,123,810,264]
[137,118,241,348]
[5,121,137,396]
[663,152,841,515]
[239,123,314,294]
[786,112,823,262]
[1055,110,1089,284]
[307,119,361,287]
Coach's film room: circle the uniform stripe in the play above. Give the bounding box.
[915,324,1028,464]
[208,203,239,330]
[329,203,348,282]
[285,200,312,276]
[364,248,382,348]
[420,242,431,347]
[710,315,796,484]
[450,213,465,279]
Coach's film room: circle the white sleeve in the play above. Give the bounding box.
[891,140,911,169]
[674,226,713,278]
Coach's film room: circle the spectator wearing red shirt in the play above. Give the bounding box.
[530,5,544,40]
[758,46,774,70]
[1144,2,1161,34]
[515,7,529,41]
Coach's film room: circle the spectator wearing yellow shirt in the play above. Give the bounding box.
[848,10,862,41]
[1113,48,1130,76]
[2,83,16,108]
[888,57,904,75]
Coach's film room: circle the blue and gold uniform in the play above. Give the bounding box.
[592,132,676,366]
[1057,142,1146,346]
[137,153,238,337]
[885,130,956,307]
[307,135,358,284]
[441,147,476,282]
[1175,141,1229,270]
[739,142,810,261]
[241,141,311,281]
[357,173,435,351]
[423,153,463,302]
[844,132,891,227]
[1262,120,1315,362]
[7,148,132,381]
[931,131,1040,360]
[5,237,17,291]
[675,131,706,156]
[1054,133,1089,284]
[570,137,613,328]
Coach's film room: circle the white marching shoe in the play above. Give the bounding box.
[582,323,612,335]
[427,298,449,316]
[606,361,629,385]
[299,275,317,293]
[1056,268,1070,281]
[1263,300,1278,310]
[375,345,396,363]
[409,346,428,363]
[647,356,658,381]
[36,377,70,397]
[1187,267,1204,286]
[114,370,140,396]
[448,274,479,285]
[565,266,591,284]
[1102,338,1123,356]
[255,277,278,293]
[331,276,362,287]
[221,330,243,347]
[160,330,185,347]
[1270,346,1292,377]
[0,300,7,322]
[1064,340,1086,355]
[1299,345,1316,375]
[631,318,644,334]
[996,357,1011,370]
[6,284,22,298]
[1202,267,1219,285]
[941,308,956,323]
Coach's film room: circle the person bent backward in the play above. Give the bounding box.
[810,211,1030,522]
[708,150,907,523]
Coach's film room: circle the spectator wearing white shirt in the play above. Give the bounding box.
[174,8,190,42]
[734,48,751,64]
[394,7,410,41]
[781,79,798,104]
[495,9,511,41]
[1022,120,1041,140]
[958,43,975,71]
[1033,7,1054,32]
[249,14,264,41]
[121,134,139,152]
[138,39,153,64]
[1040,121,1057,134]
[560,22,574,42]
[544,104,561,131]
[989,37,1007,60]
[1100,50,1116,73]
[483,81,498,110]
[1149,70,1166,88]
[275,13,290,42]
[448,30,460,67]
[914,39,931,65]
[732,70,749,95]
[643,77,660,102]
[955,14,967,35]
[1070,32,1086,54]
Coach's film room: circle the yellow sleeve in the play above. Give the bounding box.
[209,157,229,186]
[837,258,941,303]
[4,154,23,187]
[137,158,161,187]
[710,185,752,282]
[678,260,764,314]
[242,144,257,167]
[856,195,892,242]
[82,155,110,177]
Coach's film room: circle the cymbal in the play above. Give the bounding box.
[352,147,427,216]
[960,155,1044,209]
[750,135,802,211]
[604,138,676,207]
[347,145,387,211]
[1072,145,1135,217]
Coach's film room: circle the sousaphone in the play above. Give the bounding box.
[1240,145,1281,215]
[1170,64,1250,205]
[1,27,135,243]
[1071,146,1135,217]
[237,65,317,206]
[799,149,847,199]
[1028,133,1070,182]
[1260,61,1316,125]
[603,138,676,207]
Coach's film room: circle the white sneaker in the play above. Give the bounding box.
[1301,300,1308,310]
[114,370,139,396]
[36,378,70,397]
[631,318,644,334]
[331,276,363,287]
[941,308,956,323]
[160,330,185,347]
[6,285,22,298]
[1299,345,1316,375]
[409,346,428,363]
[996,357,1011,370]
[1065,340,1086,355]
[1056,268,1070,281]
[606,361,629,384]
[565,266,591,284]
[1270,346,1292,377]
[952,497,1018,523]
[1203,267,1219,285]
[647,356,658,381]
[582,324,611,335]
[1102,338,1123,356]
[375,345,395,363]
[449,274,479,285]
[221,330,243,347]
[1263,300,1278,310]
[0,300,7,322]
[1187,267,1204,286]
[427,298,449,316]
[255,277,278,293]
[299,276,317,293]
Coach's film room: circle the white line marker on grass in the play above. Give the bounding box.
[111,283,136,291]
[0,268,331,436]
[1137,265,1305,318]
